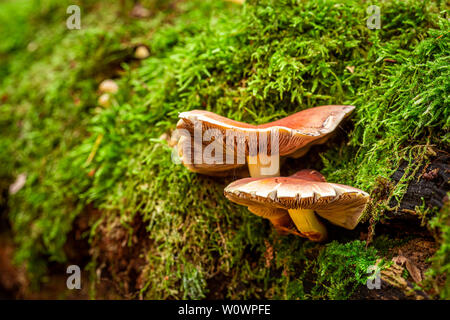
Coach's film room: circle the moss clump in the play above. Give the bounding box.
[0,0,448,299]
[0,0,178,279]
[311,241,379,299]
[321,16,449,195]
[426,200,450,299]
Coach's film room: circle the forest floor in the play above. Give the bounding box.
[0,0,448,299]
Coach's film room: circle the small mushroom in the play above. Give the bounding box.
[176,105,354,178]
[99,79,119,94]
[98,93,111,107]
[135,45,150,59]
[224,169,369,241]
[130,3,151,19]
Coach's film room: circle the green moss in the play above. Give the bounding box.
[372,234,410,255]
[311,241,380,299]
[321,19,449,190]
[0,0,448,299]
[0,0,178,279]
[426,199,450,299]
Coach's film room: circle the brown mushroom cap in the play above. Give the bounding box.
[176,105,354,175]
[176,133,246,176]
[224,169,369,230]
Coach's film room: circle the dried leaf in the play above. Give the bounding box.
[405,260,422,283]
[392,255,407,265]
[392,255,422,284]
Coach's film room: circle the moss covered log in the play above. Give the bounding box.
[0,0,448,299]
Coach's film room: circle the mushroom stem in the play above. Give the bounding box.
[287,209,328,242]
[246,154,280,178]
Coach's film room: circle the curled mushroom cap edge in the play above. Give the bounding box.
[175,105,355,178]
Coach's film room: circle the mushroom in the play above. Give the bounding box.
[224,169,370,241]
[135,45,150,59]
[175,105,354,178]
[98,93,111,107]
[99,79,119,94]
